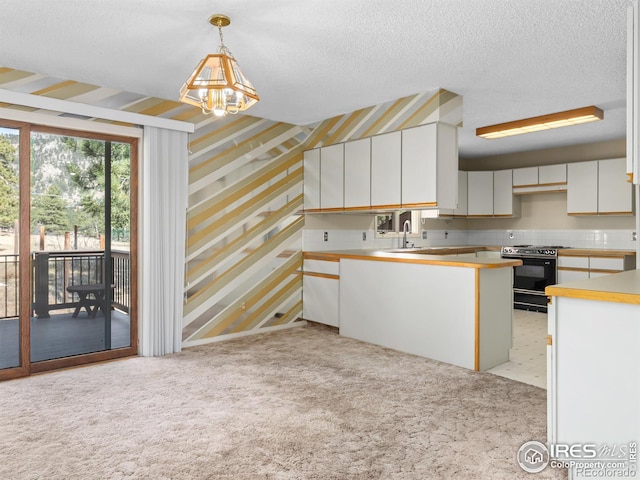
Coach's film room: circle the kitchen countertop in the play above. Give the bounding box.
[557,248,636,256]
[546,269,640,305]
[304,248,522,269]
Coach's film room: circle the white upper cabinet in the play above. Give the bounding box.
[454,170,468,216]
[304,122,457,213]
[303,148,320,211]
[597,158,633,214]
[344,138,371,209]
[513,167,538,187]
[493,169,515,216]
[401,123,458,210]
[568,158,632,215]
[567,161,598,214]
[371,130,402,209]
[320,143,344,210]
[467,171,494,216]
[538,164,567,185]
[513,164,567,194]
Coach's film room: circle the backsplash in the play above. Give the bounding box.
[303,228,638,251]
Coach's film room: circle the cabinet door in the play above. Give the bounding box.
[320,143,344,210]
[539,164,567,185]
[302,275,339,327]
[303,148,320,211]
[344,138,371,209]
[567,161,598,214]
[467,171,494,216]
[589,256,625,271]
[401,124,437,207]
[513,167,538,186]
[557,269,590,283]
[371,131,401,208]
[493,169,513,216]
[454,171,468,216]
[598,158,633,214]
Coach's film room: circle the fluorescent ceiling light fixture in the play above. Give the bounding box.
[476,106,604,139]
[179,14,259,117]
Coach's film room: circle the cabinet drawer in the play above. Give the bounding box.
[557,269,589,283]
[304,259,340,276]
[557,256,589,269]
[589,256,625,271]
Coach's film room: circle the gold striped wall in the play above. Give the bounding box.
[0,67,462,346]
[182,114,307,345]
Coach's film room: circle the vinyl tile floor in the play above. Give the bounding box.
[487,309,548,389]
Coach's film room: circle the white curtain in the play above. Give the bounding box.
[140,126,188,356]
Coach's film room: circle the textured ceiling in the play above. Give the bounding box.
[0,0,629,158]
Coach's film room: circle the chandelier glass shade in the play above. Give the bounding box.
[179,15,259,116]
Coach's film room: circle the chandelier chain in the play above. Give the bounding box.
[217,24,225,49]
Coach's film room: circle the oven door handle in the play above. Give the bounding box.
[513,288,548,296]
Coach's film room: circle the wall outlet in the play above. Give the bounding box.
[323,231,328,242]
[508,231,514,239]
[362,232,367,241]
[422,231,428,240]
[444,231,448,239]
[633,232,637,241]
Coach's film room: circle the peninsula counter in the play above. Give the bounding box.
[303,250,521,371]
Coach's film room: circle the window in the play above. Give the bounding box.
[375,210,421,238]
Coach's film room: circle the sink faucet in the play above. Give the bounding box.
[402,220,411,248]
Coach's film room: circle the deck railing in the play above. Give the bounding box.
[0,250,130,319]
[0,254,19,319]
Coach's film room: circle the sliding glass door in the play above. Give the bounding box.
[0,121,137,380]
[0,125,23,374]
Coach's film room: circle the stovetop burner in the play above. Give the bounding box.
[501,245,568,258]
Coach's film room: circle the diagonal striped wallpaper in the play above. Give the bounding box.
[0,67,462,346]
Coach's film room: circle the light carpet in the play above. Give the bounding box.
[0,323,566,479]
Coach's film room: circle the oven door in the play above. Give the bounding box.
[513,257,556,291]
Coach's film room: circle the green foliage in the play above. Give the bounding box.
[0,135,19,228]
[0,133,131,236]
[31,184,70,234]
[64,138,131,232]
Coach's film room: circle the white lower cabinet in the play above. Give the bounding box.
[557,255,590,283]
[547,283,640,479]
[557,269,590,283]
[302,259,339,327]
[557,253,634,282]
[476,250,501,259]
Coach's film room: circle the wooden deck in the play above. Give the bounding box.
[0,310,131,369]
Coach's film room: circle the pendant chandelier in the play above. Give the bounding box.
[179,14,259,117]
